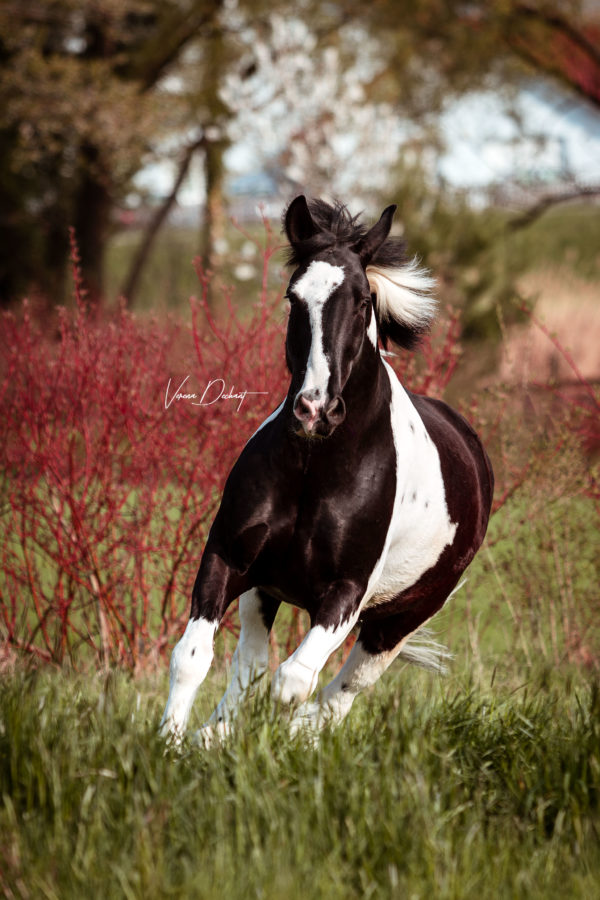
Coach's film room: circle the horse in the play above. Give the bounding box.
[160,195,494,743]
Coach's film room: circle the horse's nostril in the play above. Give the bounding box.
[326,395,346,424]
[294,393,319,422]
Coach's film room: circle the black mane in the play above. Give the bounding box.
[284,198,407,269]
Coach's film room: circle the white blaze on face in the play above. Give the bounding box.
[291,260,345,399]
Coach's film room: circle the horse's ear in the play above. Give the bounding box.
[285,195,319,246]
[353,204,397,266]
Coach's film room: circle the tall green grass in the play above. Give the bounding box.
[1,665,599,899]
[2,458,598,898]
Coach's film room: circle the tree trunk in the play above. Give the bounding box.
[200,134,229,294]
[73,142,112,307]
[198,21,230,310]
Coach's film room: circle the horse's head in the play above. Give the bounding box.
[283,195,436,438]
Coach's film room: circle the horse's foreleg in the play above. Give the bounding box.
[205,589,280,729]
[159,616,218,741]
[271,580,362,706]
[160,551,246,742]
[291,639,403,733]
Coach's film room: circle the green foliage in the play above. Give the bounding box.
[0,0,223,303]
[388,164,521,340]
[384,156,600,341]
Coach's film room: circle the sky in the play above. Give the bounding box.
[437,82,600,189]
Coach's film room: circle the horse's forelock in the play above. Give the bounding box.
[285,231,338,267]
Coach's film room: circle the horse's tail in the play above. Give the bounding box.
[397,629,452,674]
[397,578,466,674]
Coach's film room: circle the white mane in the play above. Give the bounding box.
[366,258,437,329]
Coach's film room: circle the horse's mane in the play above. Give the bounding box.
[284,198,436,351]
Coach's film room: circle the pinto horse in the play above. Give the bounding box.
[160,196,494,742]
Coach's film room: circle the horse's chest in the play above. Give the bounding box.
[256,444,396,607]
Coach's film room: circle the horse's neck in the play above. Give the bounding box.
[343,345,391,430]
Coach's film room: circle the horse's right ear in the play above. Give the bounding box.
[284,195,319,246]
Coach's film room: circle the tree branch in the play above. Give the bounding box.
[514,3,600,69]
[137,1,224,93]
[507,185,600,230]
[119,135,206,305]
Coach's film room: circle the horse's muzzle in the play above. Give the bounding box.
[293,391,346,436]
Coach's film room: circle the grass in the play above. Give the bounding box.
[2,486,599,899]
[1,663,599,899]
[106,222,285,314]
[105,203,600,314]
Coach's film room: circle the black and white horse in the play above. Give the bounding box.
[161,196,494,742]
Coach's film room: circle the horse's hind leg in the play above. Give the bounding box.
[200,589,280,740]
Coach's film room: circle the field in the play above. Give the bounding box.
[2,483,599,899]
[1,210,600,898]
[1,660,599,898]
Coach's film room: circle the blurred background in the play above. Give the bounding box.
[1,0,599,358]
[2,7,600,887]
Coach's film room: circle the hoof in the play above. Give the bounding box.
[193,720,231,748]
[288,700,326,742]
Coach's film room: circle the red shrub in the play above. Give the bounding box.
[0,231,289,670]
[10,229,587,672]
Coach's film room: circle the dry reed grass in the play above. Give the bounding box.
[499,268,600,385]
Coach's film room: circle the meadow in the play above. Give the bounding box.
[1,619,599,898]
[1,212,599,898]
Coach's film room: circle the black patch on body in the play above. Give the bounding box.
[196,345,397,631]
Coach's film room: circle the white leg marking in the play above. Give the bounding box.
[271,615,359,706]
[290,619,449,736]
[208,590,270,725]
[160,617,217,741]
[289,641,400,735]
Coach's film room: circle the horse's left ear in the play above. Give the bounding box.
[353,204,397,267]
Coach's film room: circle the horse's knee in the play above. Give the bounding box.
[170,618,215,684]
[271,658,318,705]
[160,618,217,739]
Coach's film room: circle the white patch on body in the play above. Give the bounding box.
[362,360,457,608]
[271,615,359,705]
[366,259,436,330]
[366,303,378,347]
[160,617,217,741]
[291,260,345,400]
